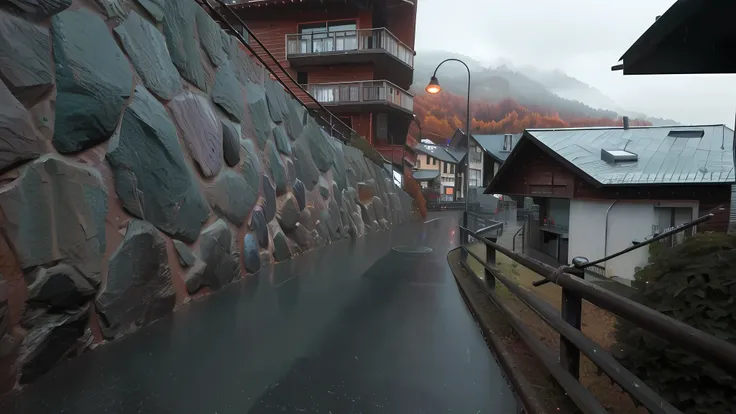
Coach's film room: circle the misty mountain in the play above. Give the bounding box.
[412,51,679,125]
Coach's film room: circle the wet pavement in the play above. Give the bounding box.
[0,212,517,414]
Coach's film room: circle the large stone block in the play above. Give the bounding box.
[93,0,126,22]
[5,0,70,17]
[272,232,291,262]
[292,138,320,190]
[196,6,227,67]
[293,179,306,211]
[229,37,261,85]
[135,0,163,21]
[303,120,336,173]
[169,91,223,178]
[212,62,246,121]
[206,170,258,227]
[114,11,182,100]
[0,10,52,105]
[267,141,287,195]
[246,81,272,148]
[107,86,210,243]
[18,305,88,384]
[162,0,206,90]
[249,208,269,249]
[51,8,133,153]
[262,175,276,222]
[264,78,291,124]
[222,120,241,167]
[284,97,304,140]
[0,78,43,174]
[96,220,175,339]
[276,194,300,231]
[0,155,107,284]
[26,264,96,310]
[273,126,292,156]
[240,138,261,188]
[332,142,348,193]
[198,219,239,291]
[173,240,196,268]
[242,233,260,274]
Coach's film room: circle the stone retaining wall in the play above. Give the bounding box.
[0,0,415,394]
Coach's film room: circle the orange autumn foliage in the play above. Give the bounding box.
[411,91,651,143]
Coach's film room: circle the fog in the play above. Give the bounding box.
[415,0,736,127]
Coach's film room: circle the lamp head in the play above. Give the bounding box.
[425,76,441,94]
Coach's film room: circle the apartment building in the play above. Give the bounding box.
[231,0,419,173]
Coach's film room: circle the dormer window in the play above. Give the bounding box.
[601,148,638,163]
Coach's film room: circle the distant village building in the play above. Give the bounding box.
[486,124,735,283]
[413,140,463,202]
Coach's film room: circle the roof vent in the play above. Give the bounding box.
[601,148,638,163]
[667,129,705,138]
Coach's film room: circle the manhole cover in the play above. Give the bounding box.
[392,246,433,254]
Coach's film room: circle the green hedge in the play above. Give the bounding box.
[614,232,736,413]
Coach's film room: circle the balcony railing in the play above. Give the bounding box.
[285,28,414,67]
[307,80,414,112]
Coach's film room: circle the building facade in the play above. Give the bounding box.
[413,141,461,201]
[487,125,735,283]
[231,0,418,173]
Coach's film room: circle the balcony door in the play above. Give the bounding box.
[299,21,358,54]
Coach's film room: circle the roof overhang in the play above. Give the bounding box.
[614,0,736,75]
[483,130,602,195]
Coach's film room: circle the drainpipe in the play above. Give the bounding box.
[602,200,620,270]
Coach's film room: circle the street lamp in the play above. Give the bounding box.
[425,58,471,233]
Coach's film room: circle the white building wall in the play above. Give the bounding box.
[568,199,698,283]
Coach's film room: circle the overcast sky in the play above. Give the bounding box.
[415,0,736,127]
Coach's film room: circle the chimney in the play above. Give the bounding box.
[503,134,512,151]
[623,116,630,130]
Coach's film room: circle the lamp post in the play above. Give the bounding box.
[425,58,471,233]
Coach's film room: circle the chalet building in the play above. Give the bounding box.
[448,130,520,197]
[485,124,735,283]
[614,0,736,233]
[231,0,419,173]
[413,141,463,201]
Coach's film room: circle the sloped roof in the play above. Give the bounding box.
[412,170,440,181]
[488,124,734,190]
[474,134,522,162]
[444,147,466,162]
[415,143,461,164]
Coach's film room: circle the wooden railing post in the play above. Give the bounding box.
[485,237,496,288]
[560,256,588,379]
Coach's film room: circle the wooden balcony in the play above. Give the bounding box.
[286,28,414,87]
[307,80,414,115]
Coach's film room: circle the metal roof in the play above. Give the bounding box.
[525,125,734,185]
[415,143,461,164]
[444,147,466,162]
[473,134,522,162]
[412,170,440,181]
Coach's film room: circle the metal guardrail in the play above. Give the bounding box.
[285,27,414,67]
[197,0,357,144]
[456,210,736,413]
[308,80,414,112]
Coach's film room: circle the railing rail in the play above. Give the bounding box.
[308,80,414,112]
[455,210,736,413]
[196,0,358,144]
[285,27,414,67]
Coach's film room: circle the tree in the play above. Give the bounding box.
[614,233,736,413]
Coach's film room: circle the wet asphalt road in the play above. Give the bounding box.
[0,212,517,413]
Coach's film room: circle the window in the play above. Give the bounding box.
[432,158,437,166]
[443,162,448,174]
[468,168,482,188]
[450,164,455,174]
[503,134,513,151]
[298,20,357,53]
[297,71,308,85]
[375,113,388,141]
[426,155,430,164]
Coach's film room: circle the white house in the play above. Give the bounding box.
[487,124,735,283]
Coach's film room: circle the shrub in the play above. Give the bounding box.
[614,232,736,413]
